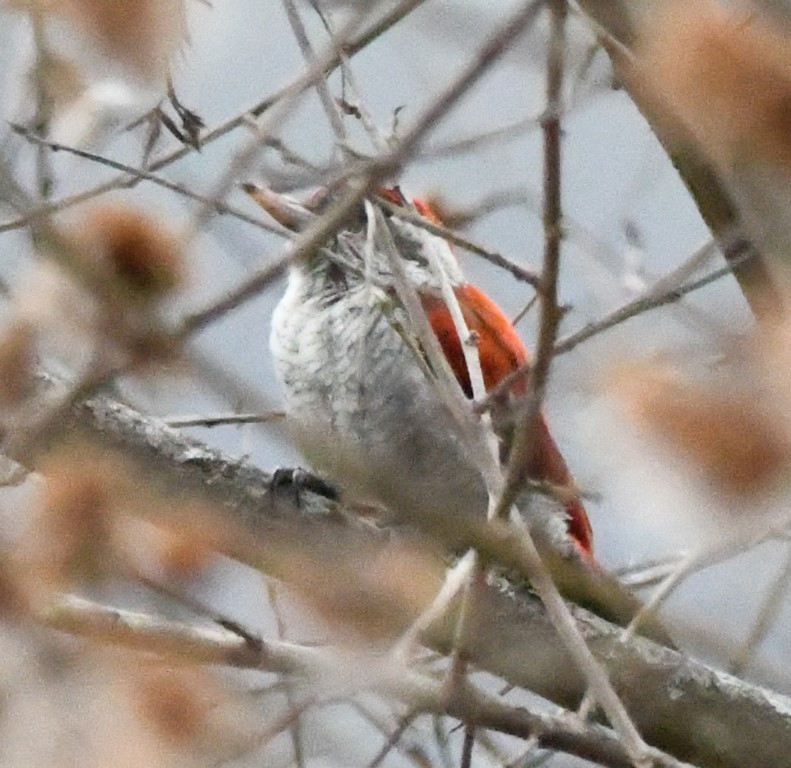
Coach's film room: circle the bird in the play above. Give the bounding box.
[246,182,672,642]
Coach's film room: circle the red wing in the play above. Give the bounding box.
[420,285,594,555]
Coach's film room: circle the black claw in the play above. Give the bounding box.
[269,467,340,502]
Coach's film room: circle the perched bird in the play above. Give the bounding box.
[247,182,671,640]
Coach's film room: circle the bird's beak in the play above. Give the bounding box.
[242,183,316,232]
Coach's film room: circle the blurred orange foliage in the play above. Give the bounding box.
[635,0,791,170]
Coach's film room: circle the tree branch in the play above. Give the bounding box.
[22,387,791,768]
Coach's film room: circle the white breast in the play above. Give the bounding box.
[270,266,487,525]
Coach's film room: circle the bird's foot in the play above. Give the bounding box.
[268,467,339,505]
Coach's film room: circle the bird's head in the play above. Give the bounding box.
[243,182,464,293]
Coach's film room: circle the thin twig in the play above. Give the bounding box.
[301,0,391,152]
[393,552,478,662]
[623,518,791,644]
[512,294,539,327]
[614,554,686,590]
[282,0,347,142]
[728,545,791,675]
[30,10,53,199]
[330,36,390,150]
[554,247,749,356]
[493,0,566,522]
[365,710,419,768]
[8,125,288,236]
[728,543,791,677]
[645,239,718,300]
[460,726,476,768]
[422,116,544,161]
[488,1,650,761]
[267,582,306,768]
[164,411,285,428]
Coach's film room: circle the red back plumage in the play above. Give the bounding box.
[410,196,593,555]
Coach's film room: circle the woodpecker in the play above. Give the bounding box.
[247,182,680,645]
[250,183,591,556]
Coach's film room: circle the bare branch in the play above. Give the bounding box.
[728,544,791,677]
[282,0,347,143]
[554,247,754,356]
[28,300,791,768]
[42,593,266,667]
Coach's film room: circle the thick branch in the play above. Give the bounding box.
[25,390,791,768]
